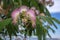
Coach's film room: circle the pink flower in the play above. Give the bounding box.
[26,9,36,27]
[35,10,40,15]
[11,8,20,24]
[19,6,29,13]
[11,6,36,27]
[11,6,29,24]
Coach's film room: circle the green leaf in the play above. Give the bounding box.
[22,0,30,6]
[0,18,11,31]
[44,7,51,17]
[43,29,47,40]
[52,18,60,24]
[30,0,38,7]
[14,0,22,6]
[45,17,53,25]
[46,25,55,33]
[3,0,13,9]
[40,16,58,29]
[47,31,52,38]
[40,16,52,25]
[48,17,58,29]
[36,17,43,40]
[40,16,53,25]
[6,23,19,39]
[39,16,46,22]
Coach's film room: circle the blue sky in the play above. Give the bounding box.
[47,0,60,13]
[47,0,60,38]
[47,13,60,38]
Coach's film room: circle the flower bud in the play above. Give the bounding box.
[35,10,40,15]
[31,7,36,11]
[40,13,45,16]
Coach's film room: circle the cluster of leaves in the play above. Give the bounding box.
[0,18,19,40]
[0,0,60,40]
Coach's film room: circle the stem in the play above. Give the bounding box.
[20,0,22,6]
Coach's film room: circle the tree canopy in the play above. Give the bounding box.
[0,0,60,40]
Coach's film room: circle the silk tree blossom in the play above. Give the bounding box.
[38,0,54,6]
[26,9,36,27]
[19,6,29,24]
[19,6,29,13]
[11,8,20,24]
[11,6,36,27]
[11,6,29,24]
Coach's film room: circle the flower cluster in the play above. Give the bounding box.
[11,6,40,27]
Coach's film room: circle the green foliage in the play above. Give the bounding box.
[0,37,3,40]
[0,0,60,40]
[6,23,19,39]
[0,18,11,31]
[44,7,51,17]
[36,15,60,40]
[40,16,60,29]
[52,18,60,24]
[36,16,47,40]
